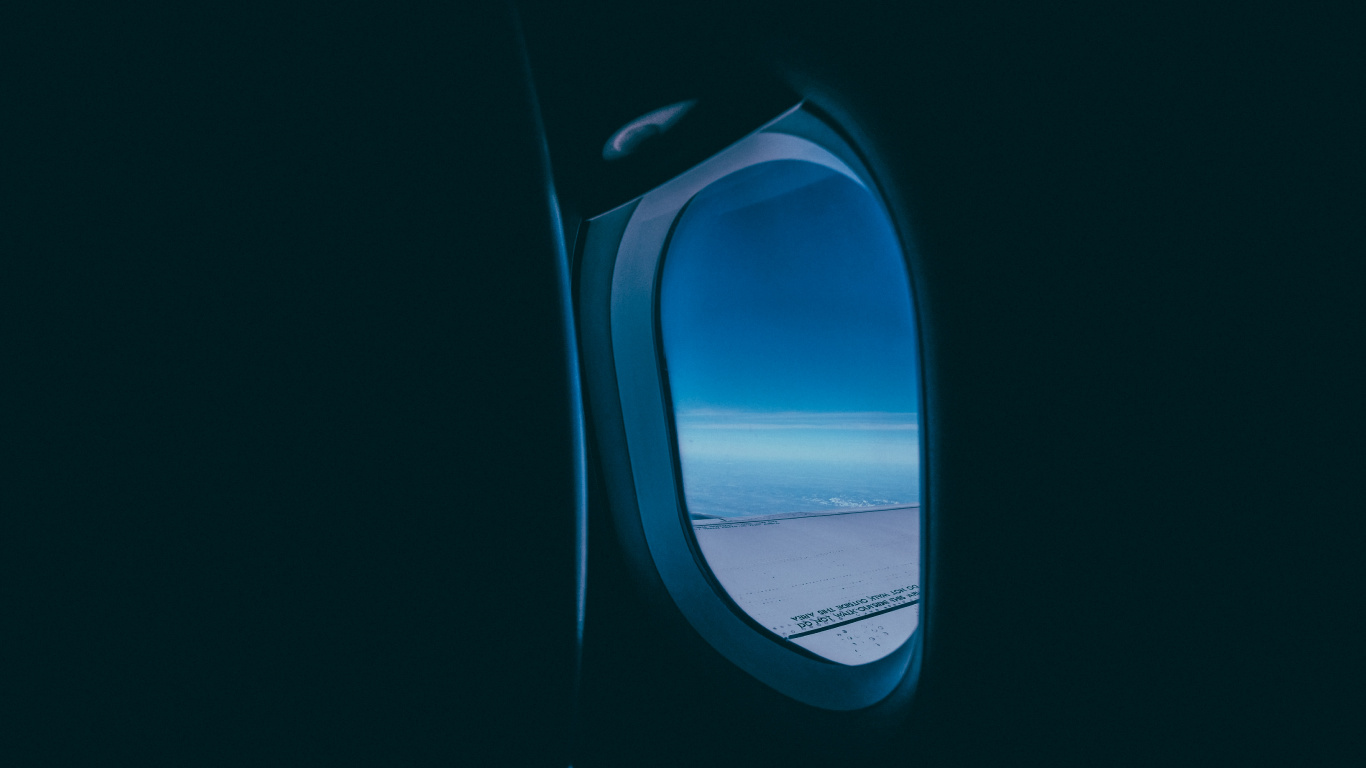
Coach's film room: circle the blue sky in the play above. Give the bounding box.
[661,160,918,417]
[659,160,920,511]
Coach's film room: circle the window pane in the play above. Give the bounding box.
[660,160,921,665]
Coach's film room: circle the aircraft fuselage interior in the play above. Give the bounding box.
[6,2,1356,765]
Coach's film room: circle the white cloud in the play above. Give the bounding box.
[676,409,918,432]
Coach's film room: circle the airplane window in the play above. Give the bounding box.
[659,159,921,665]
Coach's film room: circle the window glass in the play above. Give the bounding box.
[659,160,921,665]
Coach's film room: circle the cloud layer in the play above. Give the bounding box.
[676,408,918,432]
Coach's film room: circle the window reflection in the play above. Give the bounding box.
[659,160,921,665]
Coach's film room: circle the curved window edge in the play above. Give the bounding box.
[584,104,926,710]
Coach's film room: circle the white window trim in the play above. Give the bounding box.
[601,105,923,710]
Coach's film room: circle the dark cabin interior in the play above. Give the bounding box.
[5,2,1357,765]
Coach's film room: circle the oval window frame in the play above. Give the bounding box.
[603,104,926,710]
